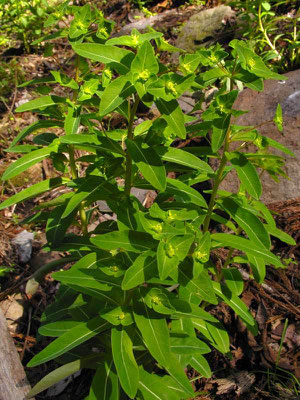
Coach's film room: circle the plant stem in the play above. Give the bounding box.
[202,127,231,233]
[124,95,140,197]
[258,2,281,59]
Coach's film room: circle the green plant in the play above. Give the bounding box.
[230,0,300,71]
[0,3,296,399]
[0,0,60,52]
[0,58,25,108]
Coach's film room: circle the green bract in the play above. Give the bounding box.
[0,4,295,399]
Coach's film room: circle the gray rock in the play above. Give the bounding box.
[215,69,300,203]
[11,230,34,263]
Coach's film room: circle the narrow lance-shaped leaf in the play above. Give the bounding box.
[2,145,58,181]
[212,281,257,334]
[27,317,109,367]
[26,357,101,399]
[15,95,67,113]
[126,139,166,191]
[87,359,119,400]
[39,320,81,337]
[155,146,213,174]
[111,327,139,399]
[64,106,81,135]
[46,204,76,246]
[138,367,186,400]
[211,115,230,152]
[122,250,158,290]
[72,43,134,74]
[189,355,212,379]
[52,268,122,292]
[165,178,207,208]
[62,176,106,218]
[100,75,135,117]
[131,40,159,76]
[90,230,157,253]
[247,255,266,283]
[219,197,270,249]
[222,267,244,296]
[211,233,284,267]
[10,120,63,147]
[0,177,69,210]
[226,151,262,199]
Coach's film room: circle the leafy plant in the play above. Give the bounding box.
[0,0,60,52]
[0,3,296,399]
[230,0,300,71]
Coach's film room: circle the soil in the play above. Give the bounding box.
[0,1,299,399]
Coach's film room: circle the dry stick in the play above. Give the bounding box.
[20,306,32,361]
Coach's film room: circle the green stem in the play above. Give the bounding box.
[258,2,280,58]
[202,127,231,233]
[69,145,78,180]
[124,95,140,197]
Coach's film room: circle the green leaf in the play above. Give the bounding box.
[88,359,119,400]
[205,320,230,354]
[265,225,296,245]
[189,355,212,378]
[27,317,109,367]
[53,268,122,292]
[170,335,210,355]
[261,135,294,156]
[211,233,284,267]
[126,139,166,191]
[213,282,257,332]
[169,298,218,322]
[211,115,231,152]
[165,178,207,208]
[100,75,135,117]
[0,177,68,210]
[157,235,194,280]
[156,99,186,139]
[64,106,81,134]
[46,204,76,246]
[10,120,63,147]
[15,95,67,112]
[155,146,213,174]
[138,367,182,400]
[134,298,194,396]
[62,176,106,218]
[122,250,158,290]
[1,145,58,181]
[72,43,134,74]
[218,197,270,249]
[100,306,133,326]
[273,103,283,132]
[133,296,171,366]
[232,41,285,80]
[247,255,266,283]
[39,320,81,337]
[222,267,244,296]
[91,230,157,253]
[60,134,124,155]
[157,240,179,280]
[26,358,94,398]
[176,261,218,305]
[111,327,139,399]
[131,40,159,76]
[226,151,262,199]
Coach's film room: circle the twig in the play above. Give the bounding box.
[20,306,32,361]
